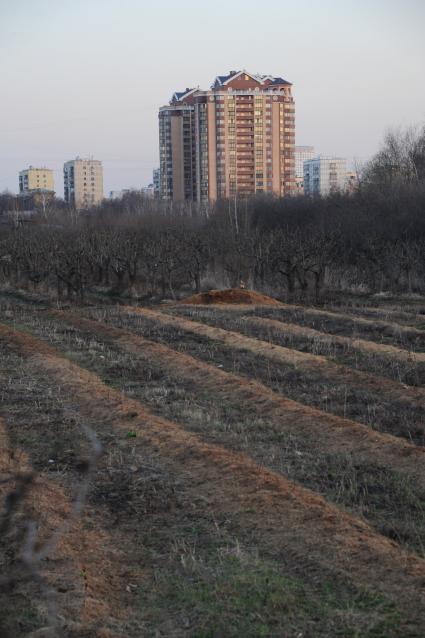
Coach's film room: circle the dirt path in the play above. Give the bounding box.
[2,322,425,628]
[46,308,425,481]
[0,418,133,637]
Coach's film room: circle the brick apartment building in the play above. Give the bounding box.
[159,70,295,203]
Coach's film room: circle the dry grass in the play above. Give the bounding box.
[3,306,425,557]
[111,305,425,440]
[169,305,425,381]
[0,412,132,638]
[2,291,425,636]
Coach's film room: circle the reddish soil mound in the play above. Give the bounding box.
[181,288,281,306]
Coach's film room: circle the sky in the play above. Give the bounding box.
[1,0,424,197]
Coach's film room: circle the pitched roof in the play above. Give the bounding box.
[212,70,292,88]
[213,70,260,87]
[270,77,292,86]
[217,74,233,84]
[171,87,198,103]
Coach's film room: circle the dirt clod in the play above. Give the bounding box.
[181,288,281,305]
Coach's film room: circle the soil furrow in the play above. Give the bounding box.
[164,304,425,384]
[0,418,132,637]
[177,301,425,346]
[244,316,425,362]
[290,305,425,336]
[4,307,425,557]
[45,308,425,482]
[327,304,425,325]
[1,322,425,628]
[122,304,425,405]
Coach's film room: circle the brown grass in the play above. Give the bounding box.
[244,315,425,363]
[328,304,425,325]
[122,304,425,408]
[184,300,425,340]
[0,418,132,637]
[2,321,425,628]
[46,308,425,478]
[2,305,423,554]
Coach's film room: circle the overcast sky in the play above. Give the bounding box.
[1,0,424,196]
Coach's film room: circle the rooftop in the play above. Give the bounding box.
[170,70,292,104]
[212,70,292,88]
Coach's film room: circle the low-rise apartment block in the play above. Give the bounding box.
[64,157,103,209]
[303,156,347,196]
[19,166,54,194]
[109,189,132,200]
[294,146,315,179]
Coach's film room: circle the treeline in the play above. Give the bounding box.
[1,126,425,302]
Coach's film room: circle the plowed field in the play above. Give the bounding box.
[1,289,425,637]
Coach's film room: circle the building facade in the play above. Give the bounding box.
[294,146,315,179]
[159,70,295,203]
[63,158,103,209]
[153,168,160,196]
[345,170,358,194]
[109,189,131,200]
[141,184,156,198]
[158,103,196,201]
[303,157,347,196]
[19,166,54,194]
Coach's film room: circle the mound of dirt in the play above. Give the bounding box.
[181,288,281,306]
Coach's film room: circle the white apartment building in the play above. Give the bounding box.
[141,184,155,198]
[294,146,315,178]
[64,157,103,209]
[303,156,347,196]
[153,168,160,196]
[109,189,131,200]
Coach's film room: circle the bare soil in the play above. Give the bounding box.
[167,305,425,384]
[181,288,281,305]
[2,324,425,627]
[2,290,425,636]
[122,305,425,411]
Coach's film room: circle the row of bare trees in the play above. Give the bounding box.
[0,222,210,301]
[1,191,425,302]
[1,125,425,301]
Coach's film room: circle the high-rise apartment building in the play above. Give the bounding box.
[159,70,295,203]
[19,166,54,193]
[63,158,103,209]
[294,146,315,178]
[303,157,347,196]
[159,103,196,201]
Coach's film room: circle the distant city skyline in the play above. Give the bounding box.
[1,0,424,197]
